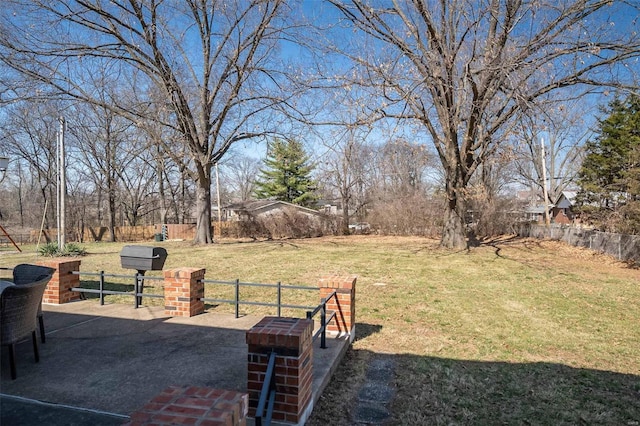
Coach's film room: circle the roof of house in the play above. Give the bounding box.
[225,200,324,216]
[525,205,549,214]
[555,191,577,208]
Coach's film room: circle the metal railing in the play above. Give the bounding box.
[69,272,321,315]
[254,293,339,425]
[70,271,164,308]
[69,272,341,349]
[306,291,337,349]
[255,351,277,426]
[200,278,317,318]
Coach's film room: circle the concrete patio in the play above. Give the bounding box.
[0,300,350,425]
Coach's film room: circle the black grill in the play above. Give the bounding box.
[120,246,168,272]
[119,245,168,307]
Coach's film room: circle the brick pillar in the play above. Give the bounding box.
[163,268,205,317]
[246,317,314,424]
[318,274,357,341]
[125,386,248,426]
[38,259,81,304]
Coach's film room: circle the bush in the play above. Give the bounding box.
[64,243,88,256]
[366,194,443,237]
[38,242,61,257]
[230,207,333,239]
[38,242,87,257]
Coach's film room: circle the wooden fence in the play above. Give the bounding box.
[26,221,288,244]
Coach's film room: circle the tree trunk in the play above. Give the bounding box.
[158,168,167,225]
[194,165,213,244]
[340,198,350,235]
[108,188,117,242]
[440,182,468,249]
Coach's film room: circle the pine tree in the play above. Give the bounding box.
[577,95,640,232]
[254,139,318,207]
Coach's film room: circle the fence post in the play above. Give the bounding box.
[277,281,282,317]
[235,278,240,319]
[99,270,105,306]
[163,268,205,317]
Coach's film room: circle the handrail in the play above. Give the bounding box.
[255,351,277,426]
[306,291,337,349]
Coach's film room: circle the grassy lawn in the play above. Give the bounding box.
[1,236,639,424]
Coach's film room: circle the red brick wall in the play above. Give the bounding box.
[163,268,205,317]
[246,317,314,424]
[126,386,248,426]
[318,274,357,340]
[38,259,81,304]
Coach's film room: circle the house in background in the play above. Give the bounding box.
[223,200,326,223]
[516,189,578,224]
[517,190,548,223]
[551,191,577,224]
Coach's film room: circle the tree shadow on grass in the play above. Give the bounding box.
[74,279,135,300]
[308,348,640,426]
[353,323,383,342]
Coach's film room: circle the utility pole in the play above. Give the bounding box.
[57,116,66,248]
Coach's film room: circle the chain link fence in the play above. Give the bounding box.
[519,224,640,264]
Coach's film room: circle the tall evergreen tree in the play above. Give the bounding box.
[578,95,640,207]
[254,139,318,207]
[577,95,640,233]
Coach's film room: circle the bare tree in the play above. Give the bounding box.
[378,139,431,196]
[318,125,375,234]
[221,154,262,202]
[70,99,137,241]
[2,101,60,229]
[328,0,640,248]
[0,0,297,243]
[512,100,591,205]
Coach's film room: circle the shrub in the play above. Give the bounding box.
[230,208,332,239]
[367,194,443,237]
[38,242,60,257]
[63,243,88,256]
[38,242,87,257]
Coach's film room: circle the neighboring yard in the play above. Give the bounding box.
[1,236,638,424]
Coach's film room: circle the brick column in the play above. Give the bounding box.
[38,259,81,304]
[163,268,205,317]
[246,317,314,424]
[125,386,248,426]
[318,274,357,341]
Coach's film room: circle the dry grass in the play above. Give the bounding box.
[1,235,639,424]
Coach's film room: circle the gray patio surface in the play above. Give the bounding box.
[0,300,350,425]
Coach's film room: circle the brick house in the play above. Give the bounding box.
[551,191,577,224]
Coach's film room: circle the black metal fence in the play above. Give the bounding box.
[70,271,164,308]
[200,278,318,318]
[69,271,338,348]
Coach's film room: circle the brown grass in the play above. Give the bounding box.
[1,235,639,424]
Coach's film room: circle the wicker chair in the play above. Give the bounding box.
[1,279,49,379]
[13,264,55,343]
